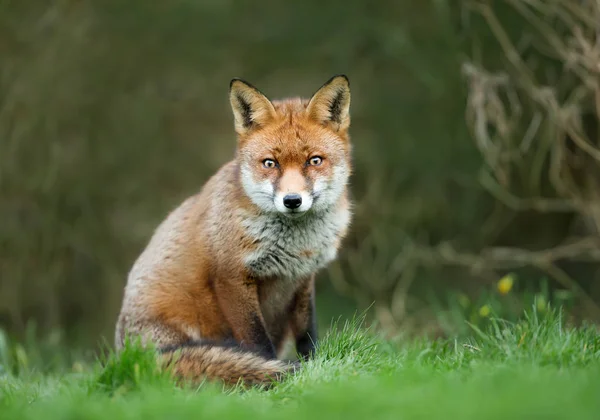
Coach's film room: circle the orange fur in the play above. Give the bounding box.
[115,75,353,388]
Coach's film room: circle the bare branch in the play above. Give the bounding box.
[479,168,576,212]
[412,238,600,317]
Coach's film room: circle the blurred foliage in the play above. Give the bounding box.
[1,0,599,348]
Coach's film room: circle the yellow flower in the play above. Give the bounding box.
[536,295,547,313]
[479,305,491,317]
[497,273,515,295]
[458,293,470,308]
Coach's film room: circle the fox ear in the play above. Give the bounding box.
[306,75,351,131]
[229,78,277,135]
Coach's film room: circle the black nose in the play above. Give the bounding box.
[283,194,302,209]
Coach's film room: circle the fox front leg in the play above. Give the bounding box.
[290,276,318,361]
[214,275,277,360]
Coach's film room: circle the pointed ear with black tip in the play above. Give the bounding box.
[229,78,277,136]
[306,75,351,131]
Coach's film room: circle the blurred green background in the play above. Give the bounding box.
[2,0,600,351]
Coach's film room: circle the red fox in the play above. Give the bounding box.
[114,75,353,387]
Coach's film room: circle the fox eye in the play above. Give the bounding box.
[263,159,277,169]
[308,156,323,166]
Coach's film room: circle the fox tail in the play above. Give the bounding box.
[158,341,296,388]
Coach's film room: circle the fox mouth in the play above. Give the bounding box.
[281,209,308,219]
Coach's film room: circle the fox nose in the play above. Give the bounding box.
[283,194,302,209]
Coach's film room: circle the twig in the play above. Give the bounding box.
[479,168,576,212]
[412,238,600,317]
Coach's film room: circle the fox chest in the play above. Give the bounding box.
[242,212,345,280]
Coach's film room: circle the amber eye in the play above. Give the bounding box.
[308,156,323,166]
[263,159,277,169]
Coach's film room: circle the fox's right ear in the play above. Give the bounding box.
[229,79,277,136]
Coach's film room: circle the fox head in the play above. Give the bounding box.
[229,75,351,218]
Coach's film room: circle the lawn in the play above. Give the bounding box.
[1,309,599,420]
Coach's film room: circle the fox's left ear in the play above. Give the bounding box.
[229,78,277,136]
[306,75,351,131]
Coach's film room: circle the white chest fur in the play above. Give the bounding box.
[242,207,350,280]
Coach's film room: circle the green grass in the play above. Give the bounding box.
[1,308,599,419]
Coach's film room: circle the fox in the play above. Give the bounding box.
[114,74,353,388]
